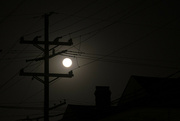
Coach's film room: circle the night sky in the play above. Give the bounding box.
[0,0,180,120]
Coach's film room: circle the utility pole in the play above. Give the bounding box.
[20,13,73,121]
[44,13,50,121]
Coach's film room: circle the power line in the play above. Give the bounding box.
[23,0,100,37]
[16,113,64,121]
[65,51,179,64]
[0,105,43,110]
[22,0,154,46]
[0,53,43,94]
[71,15,180,71]
[19,77,61,105]
[52,0,143,38]
[0,0,26,25]
[0,71,19,91]
[49,0,121,34]
[71,54,179,69]
[64,0,167,52]
[23,0,138,39]
[59,0,157,51]
[50,0,100,27]
[0,16,42,71]
[3,0,165,89]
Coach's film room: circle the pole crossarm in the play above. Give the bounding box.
[20,36,73,46]
[20,69,73,78]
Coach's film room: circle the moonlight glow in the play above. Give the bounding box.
[62,58,72,67]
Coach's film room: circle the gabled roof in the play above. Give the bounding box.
[118,75,180,107]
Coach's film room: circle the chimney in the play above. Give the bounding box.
[94,86,111,108]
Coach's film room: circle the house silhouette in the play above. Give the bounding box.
[60,75,180,121]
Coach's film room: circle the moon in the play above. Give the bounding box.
[62,58,72,67]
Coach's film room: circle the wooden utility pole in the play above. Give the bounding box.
[44,13,50,121]
[20,13,73,121]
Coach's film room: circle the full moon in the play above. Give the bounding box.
[62,58,72,67]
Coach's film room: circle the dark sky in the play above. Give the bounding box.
[0,0,180,120]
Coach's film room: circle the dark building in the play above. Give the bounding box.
[61,76,180,121]
[61,86,117,121]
